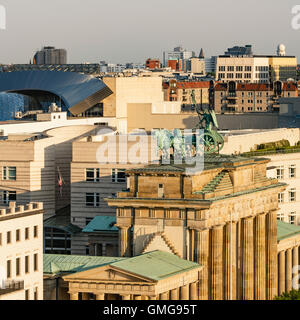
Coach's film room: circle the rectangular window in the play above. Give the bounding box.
[25,227,29,240]
[25,256,29,273]
[3,167,16,181]
[16,257,20,276]
[278,193,284,203]
[25,289,29,300]
[289,212,297,225]
[112,169,126,183]
[34,287,38,300]
[16,229,20,242]
[7,260,11,279]
[289,165,296,178]
[277,212,285,222]
[86,168,100,182]
[276,166,284,179]
[86,193,100,207]
[7,231,11,244]
[2,191,16,204]
[34,226,38,238]
[289,189,296,202]
[34,253,38,271]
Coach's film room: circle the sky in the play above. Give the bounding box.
[0,0,300,64]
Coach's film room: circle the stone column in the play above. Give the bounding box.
[286,248,292,293]
[119,226,131,257]
[69,292,79,300]
[134,295,142,300]
[254,213,266,300]
[148,296,157,300]
[180,285,189,300]
[190,282,198,300]
[96,293,105,300]
[89,244,95,256]
[122,295,130,300]
[210,225,224,300]
[278,251,285,295]
[240,217,254,300]
[170,288,178,300]
[224,222,237,300]
[194,228,209,300]
[102,243,107,256]
[160,292,169,300]
[292,247,299,291]
[266,210,278,300]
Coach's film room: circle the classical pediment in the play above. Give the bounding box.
[64,265,155,284]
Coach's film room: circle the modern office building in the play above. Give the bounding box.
[0,71,113,118]
[33,47,67,65]
[224,45,253,57]
[163,46,195,68]
[0,202,43,300]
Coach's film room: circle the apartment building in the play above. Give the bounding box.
[0,202,43,300]
[214,81,298,113]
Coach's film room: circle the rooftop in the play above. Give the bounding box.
[82,216,118,233]
[277,221,300,241]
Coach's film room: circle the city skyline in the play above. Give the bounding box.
[0,0,300,64]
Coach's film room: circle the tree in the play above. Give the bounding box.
[275,290,300,300]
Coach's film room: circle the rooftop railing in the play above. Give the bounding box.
[0,280,24,296]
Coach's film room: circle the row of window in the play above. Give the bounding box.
[86,168,126,183]
[277,212,299,225]
[276,165,296,179]
[6,253,39,279]
[0,226,38,245]
[278,189,297,203]
[219,66,254,72]
[219,73,252,79]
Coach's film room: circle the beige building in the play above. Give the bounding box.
[0,202,43,300]
[106,155,286,300]
[214,81,298,114]
[221,128,300,227]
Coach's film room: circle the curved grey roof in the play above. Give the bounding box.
[0,71,113,115]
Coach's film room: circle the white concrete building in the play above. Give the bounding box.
[0,202,43,300]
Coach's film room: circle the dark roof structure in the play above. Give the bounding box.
[0,71,113,115]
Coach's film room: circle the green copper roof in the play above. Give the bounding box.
[44,215,81,235]
[82,216,118,233]
[44,254,125,275]
[110,250,201,281]
[277,221,300,241]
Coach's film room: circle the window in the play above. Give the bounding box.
[25,256,29,273]
[289,189,296,202]
[16,229,20,242]
[34,287,38,300]
[7,231,11,244]
[289,165,296,178]
[2,191,16,204]
[7,260,11,279]
[276,166,284,179]
[278,193,284,203]
[34,226,38,238]
[25,290,29,300]
[112,169,126,183]
[34,253,38,271]
[86,193,100,207]
[3,167,16,181]
[16,257,20,276]
[158,184,164,198]
[85,217,93,226]
[25,227,29,240]
[86,168,100,182]
[277,212,285,221]
[289,212,297,224]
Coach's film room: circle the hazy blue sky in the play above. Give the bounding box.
[0,0,300,64]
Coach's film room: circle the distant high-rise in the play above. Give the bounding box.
[163,46,195,67]
[224,45,253,57]
[33,46,67,65]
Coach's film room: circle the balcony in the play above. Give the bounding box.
[0,280,24,296]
